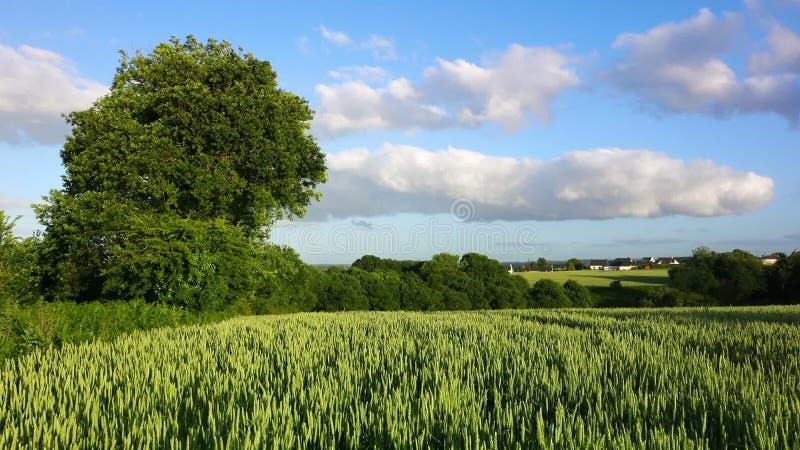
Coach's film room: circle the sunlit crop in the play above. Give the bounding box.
[1,307,798,448]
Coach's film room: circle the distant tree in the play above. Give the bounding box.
[563,280,592,307]
[566,258,584,271]
[459,252,509,309]
[399,272,443,310]
[714,249,767,305]
[351,255,384,272]
[352,268,401,311]
[536,257,548,267]
[250,244,321,313]
[420,253,467,290]
[443,290,472,310]
[767,253,800,304]
[319,270,369,311]
[528,279,572,308]
[669,247,771,306]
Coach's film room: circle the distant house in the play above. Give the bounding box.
[640,257,656,265]
[761,253,781,266]
[609,257,636,271]
[656,257,680,265]
[589,259,608,270]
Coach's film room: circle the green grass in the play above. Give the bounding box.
[1,306,798,448]
[518,269,670,287]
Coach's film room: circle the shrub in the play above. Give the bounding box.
[529,279,572,308]
[563,279,592,307]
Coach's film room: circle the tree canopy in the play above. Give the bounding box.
[56,36,325,234]
[35,36,326,304]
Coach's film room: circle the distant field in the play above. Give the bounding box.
[518,269,670,287]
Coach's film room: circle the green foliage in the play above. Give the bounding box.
[60,36,325,233]
[352,268,402,311]
[767,253,800,304]
[3,307,799,448]
[244,244,321,314]
[398,272,442,311]
[669,247,776,306]
[565,258,584,271]
[36,194,253,309]
[0,299,234,363]
[563,279,592,307]
[641,286,705,307]
[318,269,370,312]
[528,279,572,308]
[34,36,326,306]
[0,212,39,305]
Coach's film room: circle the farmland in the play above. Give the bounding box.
[1,307,799,448]
[518,269,670,287]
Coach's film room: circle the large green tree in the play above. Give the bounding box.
[36,36,326,304]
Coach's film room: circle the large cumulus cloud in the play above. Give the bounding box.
[312,44,579,137]
[307,144,774,221]
[604,8,800,123]
[0,44,107,145]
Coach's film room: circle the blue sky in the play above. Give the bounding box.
[1,0,799,263]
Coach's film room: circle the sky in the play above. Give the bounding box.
[1,0,799,264]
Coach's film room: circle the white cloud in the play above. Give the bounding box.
[612,8,743,63]
[328,65,388,83]
[749,24,800,74]
[306,144,774,221]
[313,44,579,137]
[605,8,800,123]
[295,36,311,54]
[0,194,33,209]
[319,25,352,46]
[317,27,397,60]
[0,44,107,145]
[313,81,450,136]
[362,34,397,60]
[425,44,580,129]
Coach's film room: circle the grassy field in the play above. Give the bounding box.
[518,269,670,287]
[1,307,798,448]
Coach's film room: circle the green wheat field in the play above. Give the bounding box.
[518,269,670,287]
[1,307,799,449]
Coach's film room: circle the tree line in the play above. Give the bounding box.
[648,247,800,307]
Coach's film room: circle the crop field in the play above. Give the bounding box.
[1,307,799,448]
[519,269,670,287]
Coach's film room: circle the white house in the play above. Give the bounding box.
[656,257,680,265]
[589,259,608,270]
[761,253,780,265]
[609,258,636,271]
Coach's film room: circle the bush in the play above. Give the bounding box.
[564,280,592,307]
[641,286,707,307]
[528,279,572,308]
[0,299,234,363]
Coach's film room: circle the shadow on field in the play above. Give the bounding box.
[580,274,669,286]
